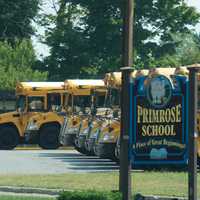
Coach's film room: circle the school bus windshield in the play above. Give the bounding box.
[66,94,91,114]
[105,88,120,108]
[28,96,45,112]
[92,90,106,108]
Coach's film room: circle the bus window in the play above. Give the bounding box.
[92,91,106,108]
[63,93,68,108]
[65,94,73,113]
[28,96,44,112]
[105,88,120,108]
[73,96,90,114]
[47,93,61,111]
[16,95,26,112]
[110,89,120,107]
[96,94,106,108]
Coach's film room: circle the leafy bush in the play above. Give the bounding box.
[58,190,121,200]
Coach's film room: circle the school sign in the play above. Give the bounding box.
[130,70,188,165]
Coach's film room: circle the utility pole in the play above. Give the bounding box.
[119,0,134,200]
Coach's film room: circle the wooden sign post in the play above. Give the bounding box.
[119,0,134,199]
[187,65,200,200]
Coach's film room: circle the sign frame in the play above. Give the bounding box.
[130,74,189,166]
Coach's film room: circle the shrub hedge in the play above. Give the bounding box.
[57,190,122,200]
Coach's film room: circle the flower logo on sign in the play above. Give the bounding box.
[146,75,172,108]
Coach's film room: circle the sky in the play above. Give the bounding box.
[32,0,200,59]
[186,0,200,9]
[186,0,200,31]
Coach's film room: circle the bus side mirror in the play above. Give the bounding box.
[54,105,62,112]
[17,107,23,113]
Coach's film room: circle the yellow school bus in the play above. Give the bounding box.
[59,79,106,150]
[0,82,65,150]
[84,72,121,156]
[24,88,68,149]
[92,72,121,159]
[25,79,99,149]
[75,88,108,155]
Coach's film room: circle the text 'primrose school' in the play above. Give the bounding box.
[137,104,182,137]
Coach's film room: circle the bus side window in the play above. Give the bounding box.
[47,93,61,111]
[66,94,73,113]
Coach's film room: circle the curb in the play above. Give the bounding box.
[0,186,62,196]
[135,194,187,200]
[15,146,74,150]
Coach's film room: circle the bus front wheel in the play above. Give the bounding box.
[39,125,60,149]
[0,126,19,150]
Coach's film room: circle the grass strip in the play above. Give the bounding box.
[0,172,199,197]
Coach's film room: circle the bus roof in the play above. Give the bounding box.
[133,69,149,78]
[64,79,106,95]
[174,66,189,76]
[16,82,65,95]
[104,72,121,88]
[104,70,149,88]
[104,68,187,88]
[148,67,176,78]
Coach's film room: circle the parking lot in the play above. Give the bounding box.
[0,149,119,174]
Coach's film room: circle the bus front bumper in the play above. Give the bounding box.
[77,135,87,149]
[25,130,39,144]
[85,138,96,153]
[60,134,77,146]
[95,143,115,159]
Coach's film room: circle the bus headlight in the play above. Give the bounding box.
[91,130,99,138]
[102,133,115,142]
[67,127,79,134]
[80,128,89,136]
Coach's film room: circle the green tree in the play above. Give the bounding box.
[43,1,91,80]
[145,33,200,68]
[0,40,48,90]
[44,0,200,79]
[0,0,40,43]
[46,22,90,80]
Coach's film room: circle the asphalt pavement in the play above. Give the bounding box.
[0,149,119,174]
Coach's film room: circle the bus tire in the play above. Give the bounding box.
[0,126,19,150]
[114,138,120,163]
[39,125,60,149]
[93,144,98,156]
[74,145,88,155]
